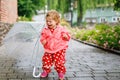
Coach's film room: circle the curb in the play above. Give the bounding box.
[73,38,120,55]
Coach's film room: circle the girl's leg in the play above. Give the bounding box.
[53,49,66,74]
[42,52,53,74]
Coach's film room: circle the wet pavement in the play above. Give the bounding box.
[0,39,120,80]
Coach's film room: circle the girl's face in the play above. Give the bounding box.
[46,17,57,29]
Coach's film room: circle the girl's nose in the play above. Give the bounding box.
[47,22,50,24]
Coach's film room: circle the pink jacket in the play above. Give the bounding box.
[40,25,71,53]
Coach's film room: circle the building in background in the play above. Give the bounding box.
[82,6,120,24]
[0,0,18,24]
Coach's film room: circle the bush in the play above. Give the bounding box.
[72,23,120,50]
[94,24,120,50]
[18,16,32,21]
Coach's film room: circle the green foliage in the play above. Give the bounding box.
[17,0,120,25]
[75,29,97,42]
[73,24,120,50]
[18,16,32,21]
[94,24,120,50]
[48,0,70,18]
[114,0,120,11]
[60,19,70,27]
[49,0,59,10]
[18,0,45,18]
[76,0,115,26]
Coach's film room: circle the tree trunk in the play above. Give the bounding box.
[77,0,83,26]
[77,17,81,26]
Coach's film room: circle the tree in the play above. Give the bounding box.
[114,0,120,10]
[76,0,116,26]
[77,0,83,26]
[18,0,45,18]
[47,0,118,26]
[18,0,118,25]
[47,0,70,18]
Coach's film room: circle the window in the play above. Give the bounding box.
[101,8,105,12]
[112,17,118,22]
[86,19,91,23]
[100,18,107,23]
[117,17,120,22]
[113,18,116,21]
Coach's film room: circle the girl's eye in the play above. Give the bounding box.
[47,20,51,22]
[47,21,50,23]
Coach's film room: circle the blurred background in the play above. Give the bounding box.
[19,0,120,27]
[0,0,120,51]
[1,0,120,25]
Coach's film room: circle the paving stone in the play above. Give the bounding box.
[93,73,107,77]
[0,74,7,78]
[0,68,9,72]
[105,69,120,73]
[0,79,8,80]
[66,68,80,72]
[106,77,120,80]
[75,72,94,77]
[2,62,13,67]
[22,78,41,80]
[0,69,14,74]
[66,77,81,80]
[9,79,21,80]
[107,72,120,77]
[7,74,18,78]
[93,77,108,80]
[67,77,94,80]
[0,63,3,66]
[92,70,107,74]
[81,69,93,73]
[65,72,75,77]
[15,73,26,78]
[0,39,120,80]
[24,72,34,78]
[48,72,57,77]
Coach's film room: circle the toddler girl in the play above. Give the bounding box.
[40,10,71,80]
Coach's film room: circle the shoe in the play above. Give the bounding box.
[40,71,48,78]
[58,73,64,80]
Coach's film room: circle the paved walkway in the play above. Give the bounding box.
[0,39,120,80]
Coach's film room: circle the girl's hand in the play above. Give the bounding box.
[62,33,69,41]
[41,40,47,46]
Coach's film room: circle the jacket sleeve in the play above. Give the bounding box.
[40,28,46,43]
[61,27,71,41]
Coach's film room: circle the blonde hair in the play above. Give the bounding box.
[46,10,60,25]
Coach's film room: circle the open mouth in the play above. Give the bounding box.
[48,25,53,29]
[48,25,52,26]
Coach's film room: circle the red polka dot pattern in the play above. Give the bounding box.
[42,49,66,74]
